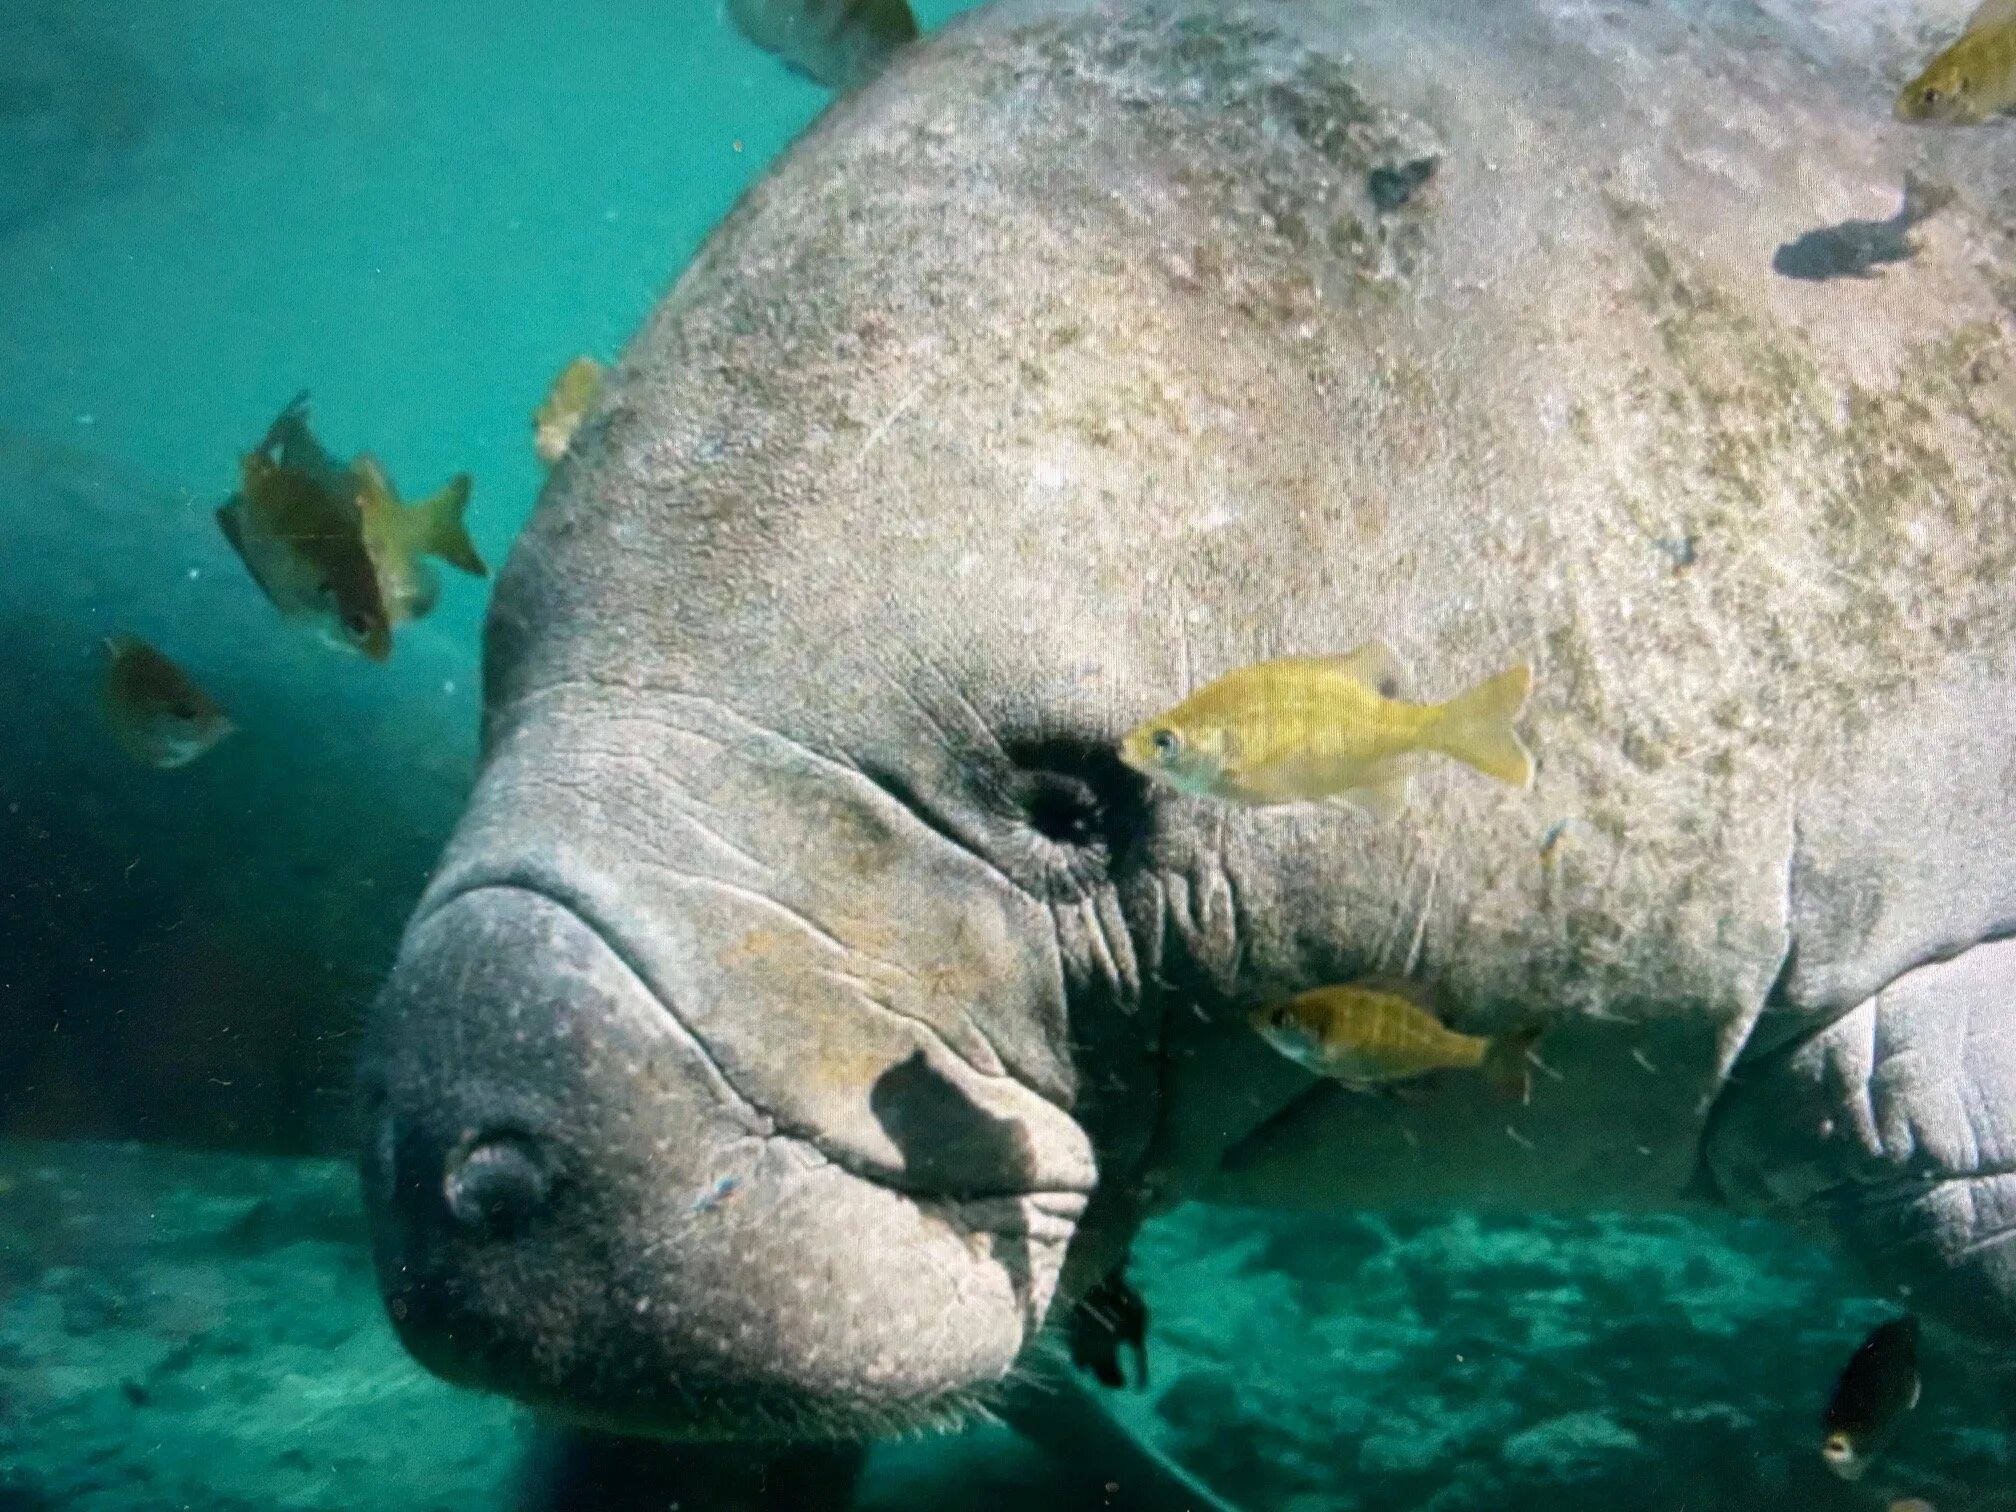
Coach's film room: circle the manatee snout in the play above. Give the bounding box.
[360,878,1082,1438]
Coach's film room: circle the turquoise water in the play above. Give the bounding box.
[0,0,972,1152]
[3,2,2013,1510]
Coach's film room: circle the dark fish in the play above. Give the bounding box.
[100,635,235,769]
[1822,1315,1922,1480]
[725,0,919,91]
[1068,1265,1149,1391]
[1772,176,1955,283]
[214,394,392,660]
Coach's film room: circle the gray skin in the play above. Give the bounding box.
[360,0,2016,1504]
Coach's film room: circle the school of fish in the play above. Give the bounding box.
[101,349,617,768]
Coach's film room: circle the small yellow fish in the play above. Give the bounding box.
[352,454,484,624]
[218,446,391,661]
[533,355,605,466]
[1896,0,2016,123]
[1118,644,1533,818]
[1253,979,1540,1101]
[101,636,236,769]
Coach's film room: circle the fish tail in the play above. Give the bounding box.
[1483,1024,1542,1104]
[1429,661,1534,787]
[416,474,486,577]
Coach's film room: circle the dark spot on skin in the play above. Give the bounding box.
[1367,155,1438,213]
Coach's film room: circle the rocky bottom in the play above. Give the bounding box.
[0,1140,2007,1511]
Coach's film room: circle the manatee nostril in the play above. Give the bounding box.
[443,1132,552,1235]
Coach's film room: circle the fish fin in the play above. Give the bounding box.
[1325,640,1413,699]
[413,473,484,576]
[1484,1025,1542,1104]
[257,390,312,455]
[1430,661,1534,787]
[1964,0,2016,36]
[1334,768,1411,822]
[215,498,252,565]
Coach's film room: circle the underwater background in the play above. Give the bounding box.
[2,1,2012,1509]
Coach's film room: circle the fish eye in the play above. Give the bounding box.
[1150,727,1182,761]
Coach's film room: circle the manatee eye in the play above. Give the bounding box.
[1149,728,1182,761]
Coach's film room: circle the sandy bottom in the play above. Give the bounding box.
[1,1139,2008,1511]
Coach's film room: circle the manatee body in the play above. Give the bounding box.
[361,0,2016,1503]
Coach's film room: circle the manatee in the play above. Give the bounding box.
[360,0,2016,1504]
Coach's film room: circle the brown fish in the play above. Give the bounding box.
[726,0,919,90]
[1822,1315,1921,1480]
[215,395,392,660]
[1253,978,1540,1101]
[1119,643,1533,819]
[100,636,235,769]
[217,447,392,661]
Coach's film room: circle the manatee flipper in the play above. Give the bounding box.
[726,0,920,91]
[1706,937,2016,1405]
[999,1359,1240,1512]
[516,1428,865,1512]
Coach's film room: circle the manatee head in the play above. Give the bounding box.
[357,657,1107,1437]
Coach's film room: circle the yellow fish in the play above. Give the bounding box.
[1118,644,1533,819]
[1253,979,1540,1102]
[352,454,484,624]
[100,635,236,769]
[533,355,605,467]
[1896,0,2016,123]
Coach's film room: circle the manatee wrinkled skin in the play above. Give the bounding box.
[360,0,2016,1503]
